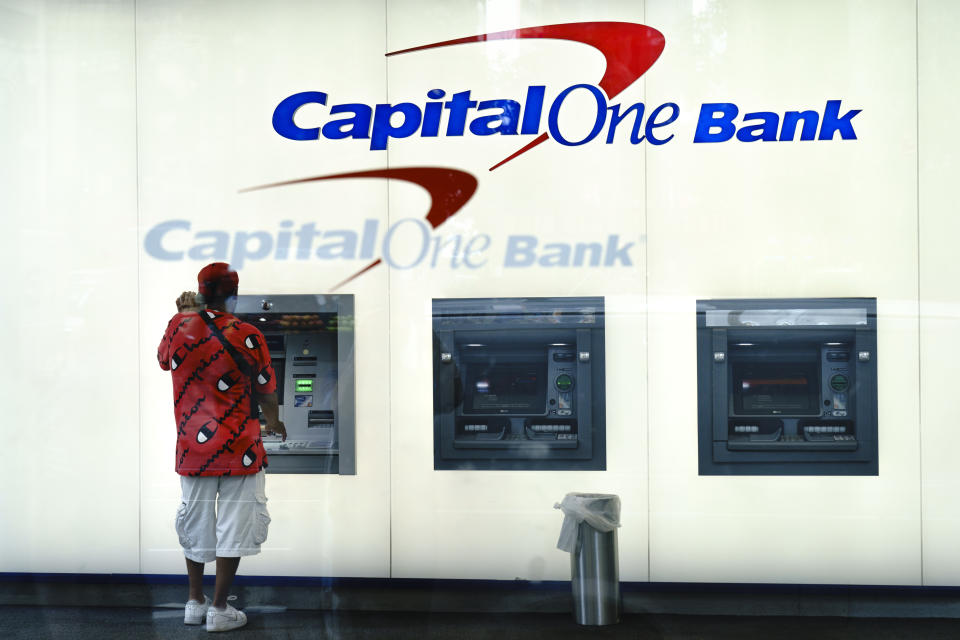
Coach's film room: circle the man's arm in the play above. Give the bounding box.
[256,392,287,441]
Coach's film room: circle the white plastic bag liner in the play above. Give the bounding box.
[554,493,621,553]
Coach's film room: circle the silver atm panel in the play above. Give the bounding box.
[235,294,355,475]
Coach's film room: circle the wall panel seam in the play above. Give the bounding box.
[915,0,925,587]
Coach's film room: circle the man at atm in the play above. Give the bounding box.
[157,262,286,632]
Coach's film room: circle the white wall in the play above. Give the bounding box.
[919,0,960,587]
[645,0,921,585]
[1,0,955,586]
[0,0,140,573]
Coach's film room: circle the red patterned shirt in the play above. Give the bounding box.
[157,310,276,476]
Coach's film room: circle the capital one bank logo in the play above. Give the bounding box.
[145,22,861,287]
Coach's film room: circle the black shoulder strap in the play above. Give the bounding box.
[201,311,259,418]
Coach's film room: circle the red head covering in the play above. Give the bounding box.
[197,262,239,300]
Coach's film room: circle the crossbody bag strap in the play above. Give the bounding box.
[200,311,259,419]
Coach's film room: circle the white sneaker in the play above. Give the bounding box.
[206,603,248,632]
[184,595,210,625]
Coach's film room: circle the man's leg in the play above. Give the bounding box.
[213,556,241,609]
[186,558,206,603]
[212,471,269,609]
[177,475,217,605]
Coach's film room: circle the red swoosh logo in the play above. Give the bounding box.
[241,167,477,289]
[388,22,666,170]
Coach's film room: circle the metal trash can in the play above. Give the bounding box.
[555,493,621,625]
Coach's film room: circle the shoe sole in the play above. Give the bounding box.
[207,621,248,632]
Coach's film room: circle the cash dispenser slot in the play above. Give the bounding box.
[308,410,335,427]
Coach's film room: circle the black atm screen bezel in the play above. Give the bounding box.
[461,360,548,416]
[731,360,821,416]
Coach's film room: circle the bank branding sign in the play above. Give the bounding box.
[144,22,861,286]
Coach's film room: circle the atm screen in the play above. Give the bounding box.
[463,362,547,415]
[732,362,820,415]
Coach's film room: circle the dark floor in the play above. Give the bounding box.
[1,606,958,640]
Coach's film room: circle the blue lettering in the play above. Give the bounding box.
[144,219,189,260]
[604,235,634,266]
[818,100,861,141]
[520,86,545,135]
[463,234,490,269]
[422,89,446,137]
[315,230,358,259]
[295,223,320,260]
[780,110,819,141]
[231,231,273,269]
[539,243,571,267]
[606,102,645,144]
[645,102,679,145]
[187,231,228,261]
[321,103,372,140]
[360,219,379,259]
[693,103,738,143]
[444,91,477,136]
[504,235,537,267]
[573,242,602,267]
[469,99,521,136]
[275,220,294,260]
[736,111,779,142]
[273,91,327,141]
[548,84,607,147]
[382,218,430,269]
[370,103,422,151]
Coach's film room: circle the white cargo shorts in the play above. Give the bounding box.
[174,470,270,563]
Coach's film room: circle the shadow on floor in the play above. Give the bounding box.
[2,606,959,640]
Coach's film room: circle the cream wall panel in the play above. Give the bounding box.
[386,0,650,581]
[918,0,960,587]
[0,0,140,573]
[645,0,920,584]
[136,0,391,577]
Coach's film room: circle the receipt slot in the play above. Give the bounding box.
[235,294,355,475]
[697,298,878,476]
[433,297,606,471]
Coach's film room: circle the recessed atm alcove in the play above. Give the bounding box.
[432,297,606,471]
[235,294,355,475]
[697,298,878,476]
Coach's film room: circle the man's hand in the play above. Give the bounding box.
[256,392,285,442]
[176,291,201,313]
[266,420,287,442]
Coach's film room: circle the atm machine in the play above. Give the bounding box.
[433,297,606,471]
[235,294,355,475]
[696,298,878,476]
